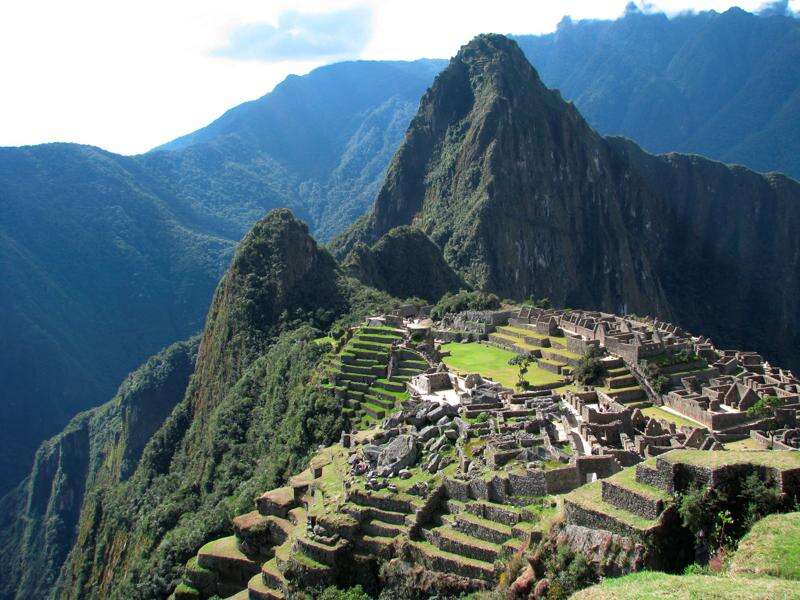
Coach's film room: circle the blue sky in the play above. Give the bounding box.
[0,0,795,154]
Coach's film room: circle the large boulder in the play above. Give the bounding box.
[377,434,419,475]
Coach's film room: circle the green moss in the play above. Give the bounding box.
[730,512,800,581]
[571,571,800,599]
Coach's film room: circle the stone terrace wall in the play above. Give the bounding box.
[543,465,583,494]
[566,336,598,357]
[663,395,750,430]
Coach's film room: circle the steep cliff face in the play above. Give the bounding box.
[342,226,465,302]
[47,209,395,600]
[0,338,198,600]
[334,34,672,317]
[334,34,800,370]
[609,138,800,368]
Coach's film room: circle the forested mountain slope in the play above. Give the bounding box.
[0,210,396,600]
[0,60,442,495]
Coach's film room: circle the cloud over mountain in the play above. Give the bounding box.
[214,6,373,62]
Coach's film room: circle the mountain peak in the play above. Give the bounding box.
[332,33,585,257]
[332,32,666,315]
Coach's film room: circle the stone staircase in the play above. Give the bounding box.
[600,360,650,407]
[410,498,544,591]
[327,327,428,427]
[343,488,417,558]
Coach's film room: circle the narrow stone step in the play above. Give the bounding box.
[463,500,521,526]
[348,505,408,525]
[293,534,347,567]
[635,460,672,492]
[563,481,661,542]
[360,520,407,538]
[348,489,413,514]
[260,558,287,591]
[233,512,291,556]
[373,379,406,393]
[256,487,297,518]
[409,541,496,582]
[454,512,513,544]
[361,403,386,419]
[288,507,307,527]
[607,375,638,389]
[247,574,284,600]
[502,537,526,556]
[354,535,395,557]
[197,536,260,586]
[425,526,502,563]
[601,468,671,520]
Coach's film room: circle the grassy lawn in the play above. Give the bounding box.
[440,342,563,388]
[730,512,800,581]
[658,449,800,470]
[641,406,706,429]
[572,572,800,599]
[564,481,658,531]
[724,437,763,451]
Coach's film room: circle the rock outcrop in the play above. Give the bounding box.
[342,226,464,302]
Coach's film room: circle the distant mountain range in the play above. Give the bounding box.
[2,6,799,498]
[514,6,800,179]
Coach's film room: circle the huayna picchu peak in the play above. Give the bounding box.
[4,14,800,600]
[334,33,800,375]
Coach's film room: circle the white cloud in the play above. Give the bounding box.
[214,6,373,61]
[0,0,796,154]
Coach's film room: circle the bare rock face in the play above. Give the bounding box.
[377,434,419,475]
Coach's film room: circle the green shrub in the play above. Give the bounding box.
[747,395,782,418]
[318,585,372,600]
[430,290,500,320]
[677,473,787,554]
[573,348,606,385]
[508,354,534,388]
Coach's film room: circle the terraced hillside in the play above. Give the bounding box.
[485,320,648,405]
[322,326,429,428]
